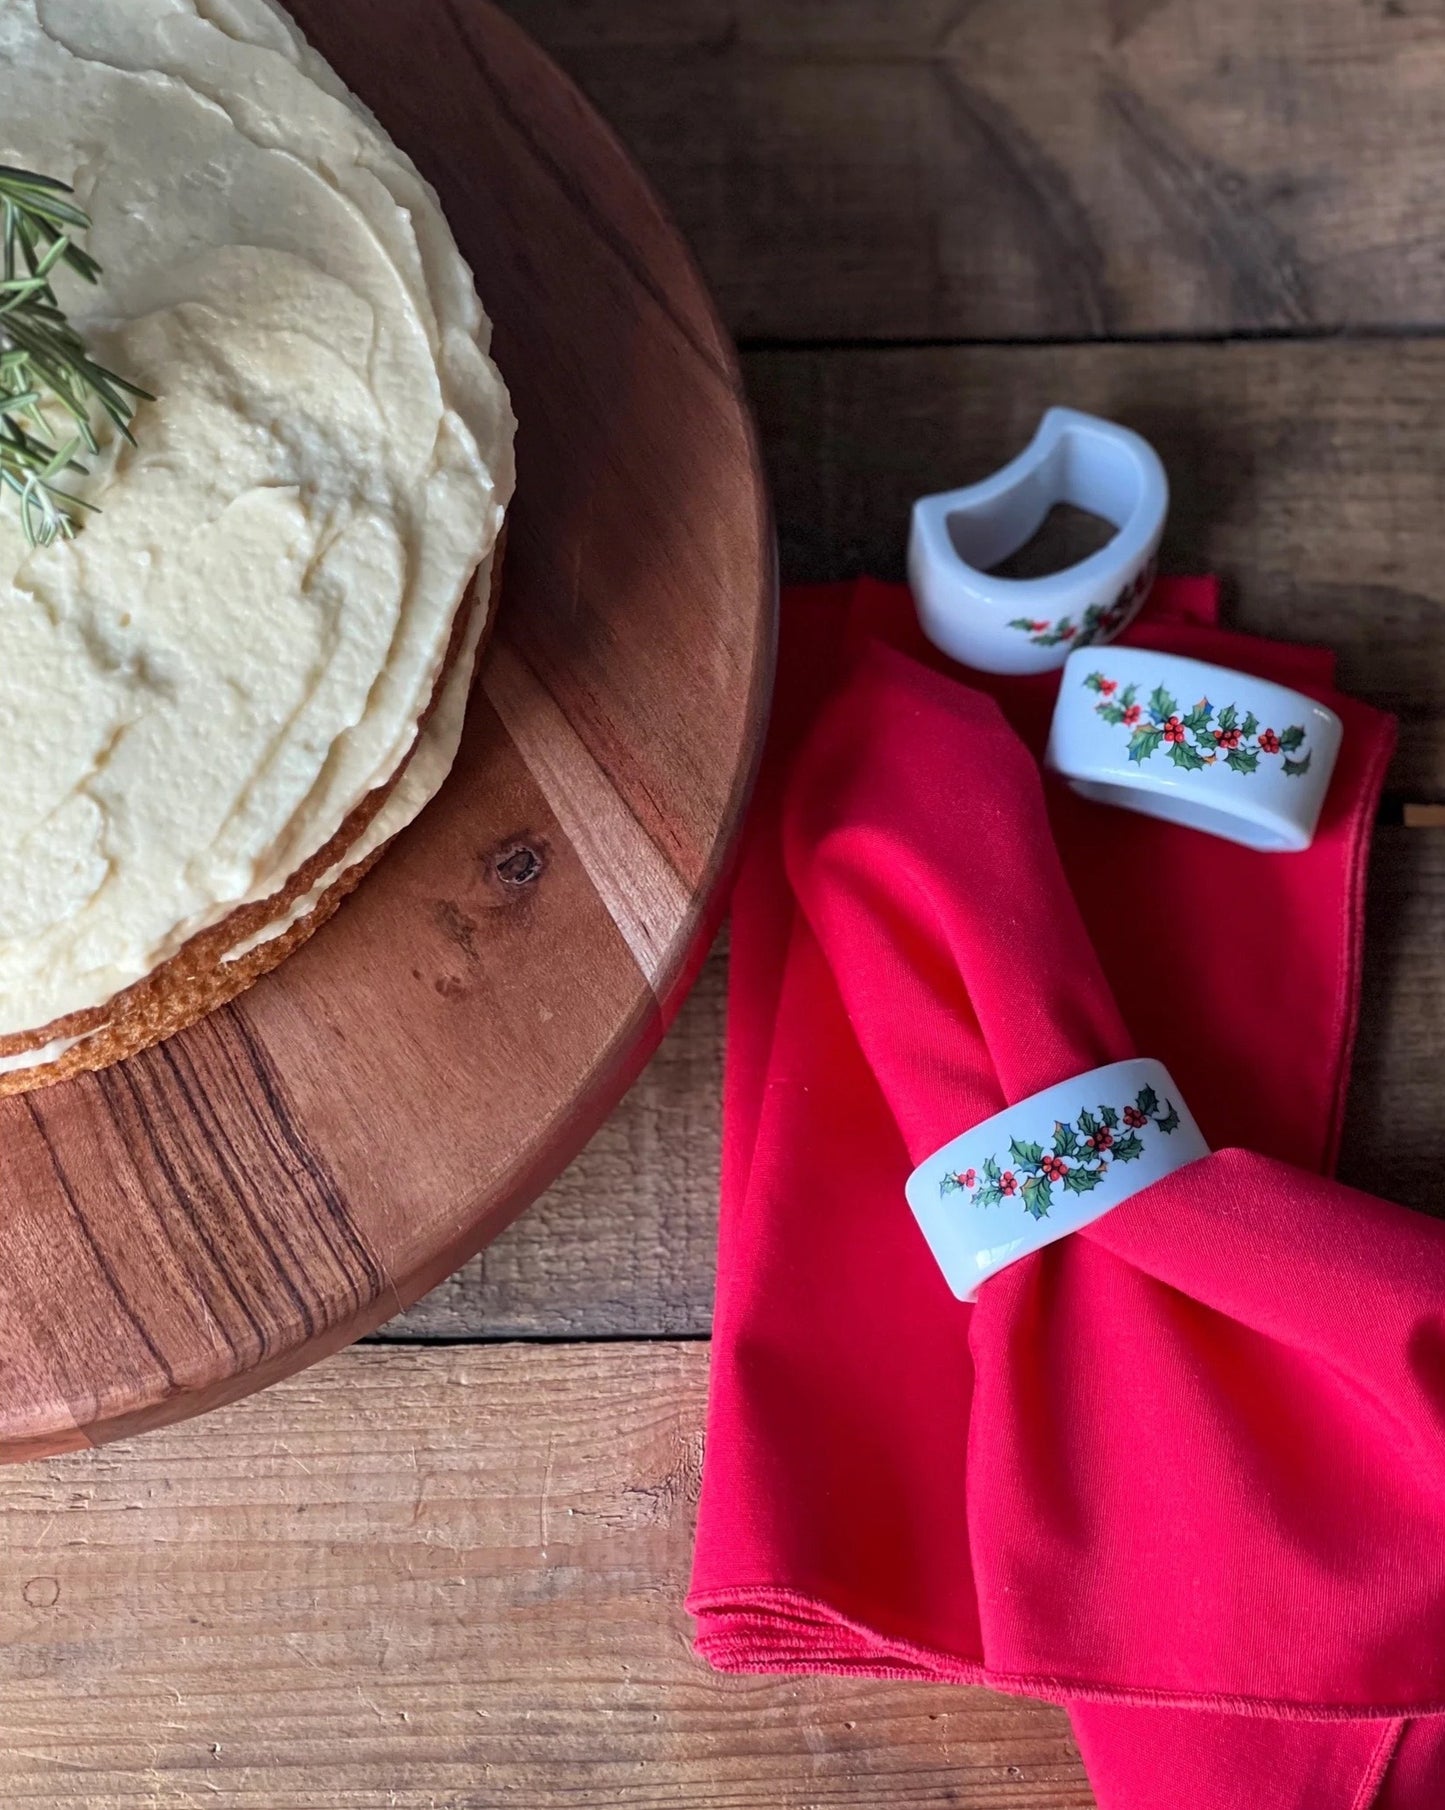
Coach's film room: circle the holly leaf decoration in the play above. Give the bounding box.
[1225,745,1261,775]
[1099,1105,1119,1129]
[1135,1084,1159,1117]
[1240,711,1260,738]
[1077,606,1107,645]
[1021,1173,1054,1220]
[1097,702,1128,725]
[981,1156,1002,1186]
[1083,671,1109,693]
[1283,752,1313,778]
[1278,725,1307,753]
[1009,1137,1046,1172]
[975,1183,1004,1208]
[1119,682,1138,709]
[1052,1121,1081,1159]
[1183,700,1213,734]
[1062,1165,1106,1194]
[1167,739,1208,771]
[1156,1103,1182,1135]
[1149,685,1178,721]
[1011,618,1040,632]
[939,1172,966,1196]
[1111,1130,1145,1163]
[1216,702,1239,732]
[1077,1107,1101,1140]
[1128,725,1165,765]
[1036,619,1075,647]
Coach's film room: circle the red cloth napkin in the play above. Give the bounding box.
[688,579,1445,1807]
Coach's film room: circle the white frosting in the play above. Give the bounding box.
[0,1028,87,1075]
[222,547,496,966]
[0,0,515,1040]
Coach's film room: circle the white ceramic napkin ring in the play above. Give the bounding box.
[1045,647,1344,853]
[905,1059,1209,1301]
[907,407,1169,677]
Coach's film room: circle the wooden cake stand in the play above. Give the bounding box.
[0,0,774,1459]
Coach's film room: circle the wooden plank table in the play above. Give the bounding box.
[2,1,1442,1802]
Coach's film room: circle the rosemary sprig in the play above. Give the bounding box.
[0,166,152,546]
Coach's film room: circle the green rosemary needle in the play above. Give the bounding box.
[0,165,152,547]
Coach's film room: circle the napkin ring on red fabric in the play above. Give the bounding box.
[904,1059,1209,1299]
[1046,647,1344,852]
[907,408,1168,677]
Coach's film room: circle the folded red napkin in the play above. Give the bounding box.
[689,579,1445,1807]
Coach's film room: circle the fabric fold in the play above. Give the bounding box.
[690,579,1442,1806]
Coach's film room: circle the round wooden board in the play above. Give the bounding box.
[0,1,774,1460]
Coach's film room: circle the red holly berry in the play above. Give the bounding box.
[1040,1154,1069,1182]
[1163,716,1187,745]
[1087,1127,1114,1152]
[1258,728,1282,754]
[1030,619,1050,633]
[1061,625,1077,639]
[1000,1171,1018,1196]
[1213,726,1243,750]
[961,1168,977,1190]
[1122,704,1142,727]
[1099,679,1118,698]
[1123,1105,1148,1129]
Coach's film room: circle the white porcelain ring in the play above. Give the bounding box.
[1045,648,1344,852]
[905,1059,1209,1301]
[907,408,1169,676]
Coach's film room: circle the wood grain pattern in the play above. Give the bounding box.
[0,1,773,1458]
[746,338,1445,794]
[500,0,1445,342]
[390,824,1445,1339]
[0,1343,1090,1809]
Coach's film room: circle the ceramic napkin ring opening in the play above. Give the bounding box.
[906,1059,1210,1300]
[1046,647,1344,852]
[907,407,1169,676]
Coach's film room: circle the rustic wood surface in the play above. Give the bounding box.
[500,0,1445,342]
[6,0,1445,1804]
[0,1346,1090,1809]
[0,0,772,1459]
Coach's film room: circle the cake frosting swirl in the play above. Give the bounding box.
[0,0,515,1057]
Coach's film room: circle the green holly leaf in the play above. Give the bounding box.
[1119,682,1138,709]
[1240,711,1259,738]
[1011,618,1039,632]
[1036,618,1075,647]
[1077,1106,1100,1139]
[1156,1104,1181,1135]
[1135,1084,1159,1117]
[1148,685,1178,721]
[1217,702,1238,732]
[1128,726,1165,765]
[1111,1130,1145,1163]
[1021,1173,1054,1220]
[1283,752,1313,779]
[1052,1121,1081,1159]
[1278,725,1307,753]
[1077,606,1106,644]
[1062,1164,1106,1194]
[1083,671,1109,693]
[981,1155,1002,1185]
[1099,1105,1119,1129]
[940,1172,965,1196]
[1009,1137,1045,1172]
[1097,703,1127,725]
[1225,745,1260,775]
[1167,739,1207,771]
[975,1184,1004,1209]
[1182,699,1212,734]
